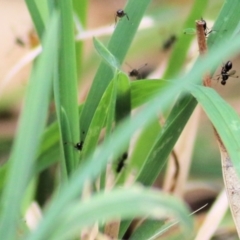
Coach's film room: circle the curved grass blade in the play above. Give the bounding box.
[42,186,192,240]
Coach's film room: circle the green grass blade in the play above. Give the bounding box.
[54,0,80,175]
[189,85,240,174]
[80,0,152,139]
[0,12,60,240]
[51,186,192,240]
[136,95,197,185]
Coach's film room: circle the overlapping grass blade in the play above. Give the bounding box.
[0,13,60,240]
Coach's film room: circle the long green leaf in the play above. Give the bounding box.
[0,13,60,240]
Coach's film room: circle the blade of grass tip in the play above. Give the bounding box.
[0,12,60,240]
[80,0,152,140]
[25,0,46,39]
[163,0,208,78]
[54,0,80,175]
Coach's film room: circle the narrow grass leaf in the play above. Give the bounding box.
[0,13,60,240]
